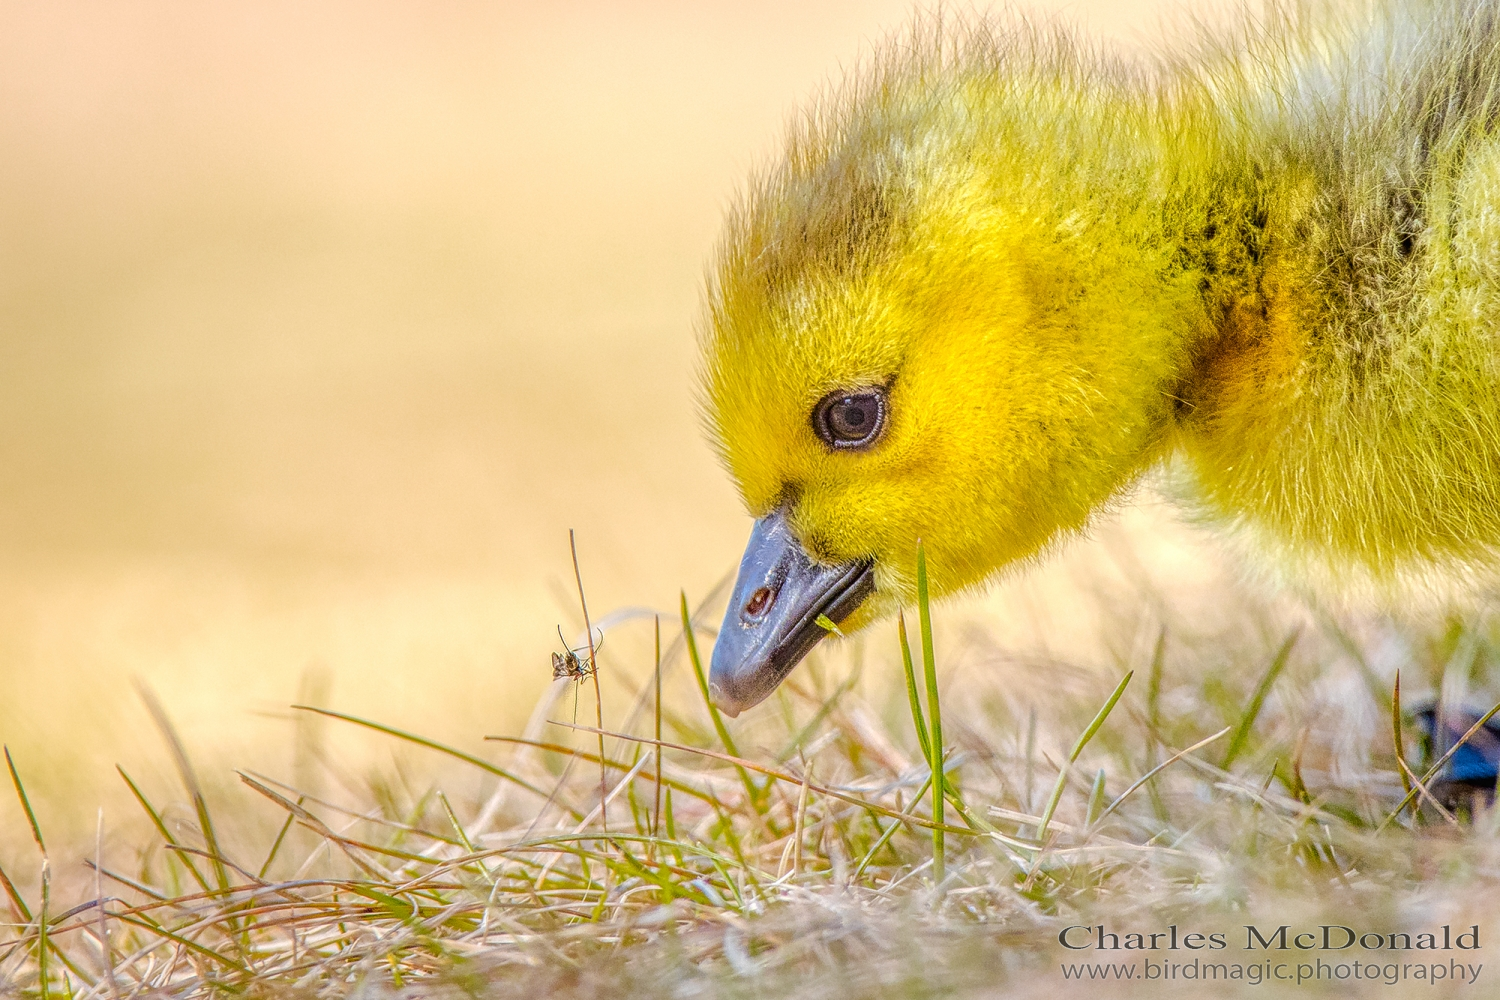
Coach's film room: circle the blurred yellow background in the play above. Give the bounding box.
[0,1,1238,847]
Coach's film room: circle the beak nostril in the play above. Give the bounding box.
[744,586,774,618]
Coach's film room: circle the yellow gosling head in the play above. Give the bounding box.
[698,28,1214,714]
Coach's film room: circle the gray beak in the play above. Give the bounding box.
[708,509,875,717]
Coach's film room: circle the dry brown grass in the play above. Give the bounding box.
[3,508,1499,998]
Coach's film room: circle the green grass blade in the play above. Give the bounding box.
[294,705,578,819]
[0,861,32,923]
[1146,626,1165,766]
[257,810,298,881]
[1145,628,1170,821]
[654,614,663,845]
[681,591,740,760]
[344,884,416,922]
[916,541,944,885]
[1221,630,1299,770]
[854,773,933,880]
[1391,671,1412,800]
[898,612,932,763]
[237,772,390,878]
[6,748,50,1000]
[135,685,234,900]
[1085,769,1107,828]
[681,591,761,809]
[1036,669,1133,843]
[5,748,45,857]
[438,790,478,854]
[117,766,212,894]
[3,761,97,998]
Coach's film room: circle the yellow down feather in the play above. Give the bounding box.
[698,0,1500,626]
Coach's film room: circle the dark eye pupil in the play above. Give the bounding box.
[832,402,867,434]
[812,388,887,449]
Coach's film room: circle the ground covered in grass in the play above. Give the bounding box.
[4,567,1500,999]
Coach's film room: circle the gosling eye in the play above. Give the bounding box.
[811,387,888,451]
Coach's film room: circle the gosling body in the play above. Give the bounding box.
[701,1,1500,714]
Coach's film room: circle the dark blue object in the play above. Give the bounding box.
[1411,703,1500,794]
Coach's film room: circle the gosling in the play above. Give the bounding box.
[699,1,1500,715]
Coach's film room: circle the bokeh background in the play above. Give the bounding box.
[0,1,1246,852]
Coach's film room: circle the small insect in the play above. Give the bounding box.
[551,626,599,681]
